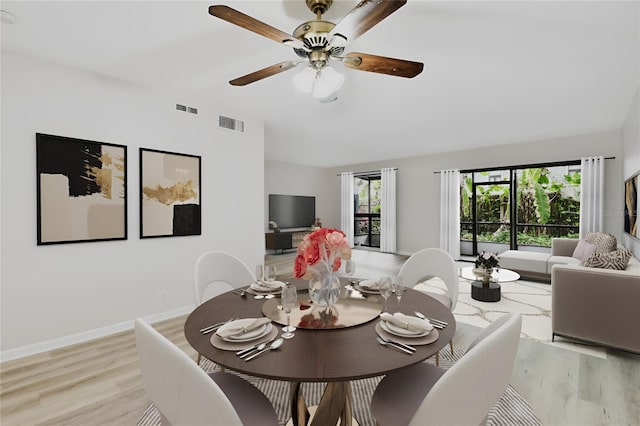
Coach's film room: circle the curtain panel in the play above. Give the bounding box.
[381,168,397,253]
[440,169,461,260]
[579,156,605,237]
[340,172,355,247]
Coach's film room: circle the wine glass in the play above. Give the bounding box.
[378,276,393,313]
[281,284,297,339]
[394,275,405,310]
[343,259,356,289]
[264,265,277,284]
[255,264,264,283]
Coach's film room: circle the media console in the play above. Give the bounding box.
[265,231,309,253]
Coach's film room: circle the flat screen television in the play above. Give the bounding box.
[624,171,639,239]
[269,194,315,230]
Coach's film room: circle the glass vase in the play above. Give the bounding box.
[308,273,341,307]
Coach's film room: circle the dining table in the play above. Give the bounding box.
[184,277,456,426]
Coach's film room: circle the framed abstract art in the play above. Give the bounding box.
[36,133,127,245]
[139,148,201,238]
[624,171,639,240]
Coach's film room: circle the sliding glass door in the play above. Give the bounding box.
[354,176,381,248]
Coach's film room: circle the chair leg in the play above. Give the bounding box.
[450,340,454,355]
[435,351,439,367]
[196,353,201,365]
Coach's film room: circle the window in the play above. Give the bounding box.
[354,176,381,248]
[460,162,581,255]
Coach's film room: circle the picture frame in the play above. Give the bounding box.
[624,170,639,240]
[36,133,127,245]
[139,148,201,238]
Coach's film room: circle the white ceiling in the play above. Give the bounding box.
[2,1,638,167]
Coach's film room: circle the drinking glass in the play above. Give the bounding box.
[264,265,277,283]
[394,275,405,310]
[343,259,356,290]
[281,284,297,339]
[255,264,264,282]
[379,276,393,313]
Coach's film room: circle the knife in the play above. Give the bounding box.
[376,331,416,353]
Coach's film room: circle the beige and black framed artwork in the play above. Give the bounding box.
[624,171,638,239]
[139,148,201,238]
[36,133,128,245]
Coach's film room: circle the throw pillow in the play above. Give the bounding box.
[572,239,598,261]
[584,232,617,253]
[581,248,632,270]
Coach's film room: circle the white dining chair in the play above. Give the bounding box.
[194,250,255,306]
[134,318,279,426]
[370,313,522,426]
[398,248,458,363]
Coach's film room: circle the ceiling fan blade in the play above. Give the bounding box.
[329,0,407,42]
[343,52,423,78]
[229,61,301,86]
[209,5,305,50]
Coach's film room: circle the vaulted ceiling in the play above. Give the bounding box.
[2,1,638,167]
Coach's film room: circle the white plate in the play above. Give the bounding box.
[355,281,380,294]
[217,319,272,342]
[250,281,285,293]
[380,320,430,338]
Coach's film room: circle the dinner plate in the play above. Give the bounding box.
[380,320,430,338]
[217,319,272,342]
[355,281,381,294]
[250,281,285,293]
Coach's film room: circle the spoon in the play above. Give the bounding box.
[376,337,413,355]
[253,294,276,300]
[244,338,283,361]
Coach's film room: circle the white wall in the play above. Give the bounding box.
[0,53,265,358]
[622,88,640,256]
[318,129,624,255]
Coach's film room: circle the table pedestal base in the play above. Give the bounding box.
[289,381,356,426]
[470,280,501,302]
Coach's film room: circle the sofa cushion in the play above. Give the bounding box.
[571,239,597,260]
[582,248,633,270]
[584,232,617,253]
[547,256,581,273]
[499,250,550,274]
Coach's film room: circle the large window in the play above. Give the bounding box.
[461,162,581,255]
[354,176,381,248]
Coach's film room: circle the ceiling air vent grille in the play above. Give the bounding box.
[219,115,245,133]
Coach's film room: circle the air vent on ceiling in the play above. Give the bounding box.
[176,104,198,114]
[218,115,244,133]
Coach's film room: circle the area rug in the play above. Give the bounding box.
[137,344,541,426]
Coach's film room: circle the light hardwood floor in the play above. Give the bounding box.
[1,249,638,425]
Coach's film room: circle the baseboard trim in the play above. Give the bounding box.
[0,305,194,363]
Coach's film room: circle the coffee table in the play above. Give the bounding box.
[459,267,520,302]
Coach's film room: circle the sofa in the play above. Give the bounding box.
[550,237,640,354]
[498,239,583,282]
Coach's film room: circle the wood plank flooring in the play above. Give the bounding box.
[1,249,638,425]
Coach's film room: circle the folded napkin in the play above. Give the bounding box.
[216,317,271,338]
[380,312,433,333]
[251,280,284,292]
[359,279,381,290]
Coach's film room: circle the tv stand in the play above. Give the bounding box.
[265,231,309,253]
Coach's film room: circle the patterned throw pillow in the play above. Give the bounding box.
[581,248,632,270]
[584,232,617,253]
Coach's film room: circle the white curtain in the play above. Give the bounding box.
[340,172,355,246]
[440,169,461,260]
[380,168,397,253]
[579,156,605,237]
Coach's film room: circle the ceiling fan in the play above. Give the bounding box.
[209,0,424,100]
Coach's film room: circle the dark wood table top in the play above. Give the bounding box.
[184,278,456,383]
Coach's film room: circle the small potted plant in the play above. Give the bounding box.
[473,251,500,283]
[269,220,280,233]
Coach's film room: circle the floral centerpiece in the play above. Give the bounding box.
[294,228,351,306]
[474,251,500,283]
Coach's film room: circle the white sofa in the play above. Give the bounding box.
[498,239,582,282]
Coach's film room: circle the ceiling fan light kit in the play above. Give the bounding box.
[208,0,423,101]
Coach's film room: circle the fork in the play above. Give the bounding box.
[200,317,238,334]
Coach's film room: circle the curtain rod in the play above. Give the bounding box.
[432,157,615,174]
[336,168,398,177]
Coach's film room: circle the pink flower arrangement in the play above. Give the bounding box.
[294,228,352,279]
